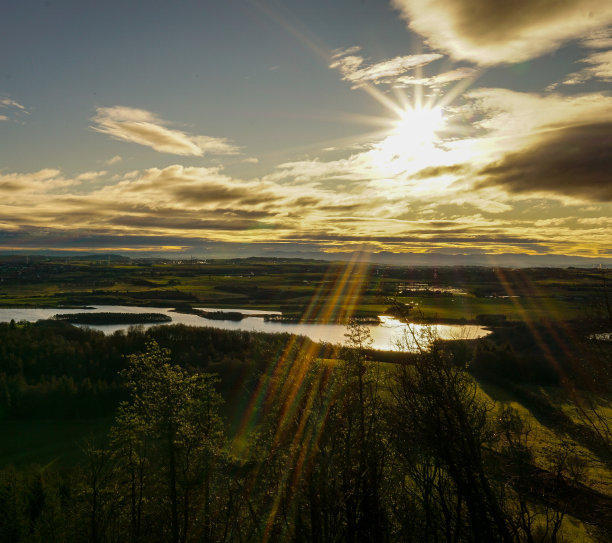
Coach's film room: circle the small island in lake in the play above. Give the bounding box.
[202,311,244,321]
[52,312,172,325]
[170,307,246,321]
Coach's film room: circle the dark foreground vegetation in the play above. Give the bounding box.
[1,258,611,542]
[1,303,611,542]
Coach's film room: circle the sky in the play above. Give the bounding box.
[1,0,612,264]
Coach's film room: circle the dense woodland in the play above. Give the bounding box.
[1,307,611,542]
[1,258,611,541]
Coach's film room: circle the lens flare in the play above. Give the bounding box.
[230,255,371,541]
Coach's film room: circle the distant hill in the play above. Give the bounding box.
[0,250,610,268]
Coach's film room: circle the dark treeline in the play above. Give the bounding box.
[1,319,611,541]
[53,313,172,325]
[0,320,336,420]
[471,320,612,391]
[202,311,244,321]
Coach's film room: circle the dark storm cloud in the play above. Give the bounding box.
[477,123,612,201]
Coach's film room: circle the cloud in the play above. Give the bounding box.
[392,0,612,65]
[96,165,278,207]
[270,155,375,183]
[285,231,547,247]
[0,163,378,249]
[459,88,612,147]
[443,88,612,203]
[476,123,612,201]
[91,106,239,156]
[106,155,122,165]
[0,169,79,195]
[0,166,608,256]
[0,96,29,121]
[561,50,612,85]
[0,97,26,111]
[329,47,442,87]
[0,166,293,241]
[331,46,362,57]
[580,28,612,49]
[106,215,262,231]
[261,85,612,255]
[0,227,197,252]
[2,93,612,259]
[411,164,468,179]
[395,67,477,87]
[170,184,272,206]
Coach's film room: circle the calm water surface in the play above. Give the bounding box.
[0,306,490,352]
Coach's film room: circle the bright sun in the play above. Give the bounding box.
[368,104,448,175]
[394,106,445,146]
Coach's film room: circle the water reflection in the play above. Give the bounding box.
[0,305,490,352]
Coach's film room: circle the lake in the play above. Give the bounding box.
[0,305,490,352]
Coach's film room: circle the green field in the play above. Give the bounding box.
[0,255,607,325]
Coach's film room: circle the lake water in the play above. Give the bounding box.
[0,305,490,352]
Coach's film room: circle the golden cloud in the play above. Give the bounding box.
[91,106,239,156]
[0,97,27,111]
[0,142,611,257]
[562,49,612,85]
[477,123,612,201]
[392,0,612,65]
[395,67,477,87]
[329,48,442,87]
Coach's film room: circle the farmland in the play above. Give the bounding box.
[0,255,606,325]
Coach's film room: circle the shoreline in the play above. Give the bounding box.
[0,303,515,328]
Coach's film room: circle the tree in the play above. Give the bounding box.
[340,320,389,542]
[108,341,225,543]
[390,327,513,542]
[241,322,391,542]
